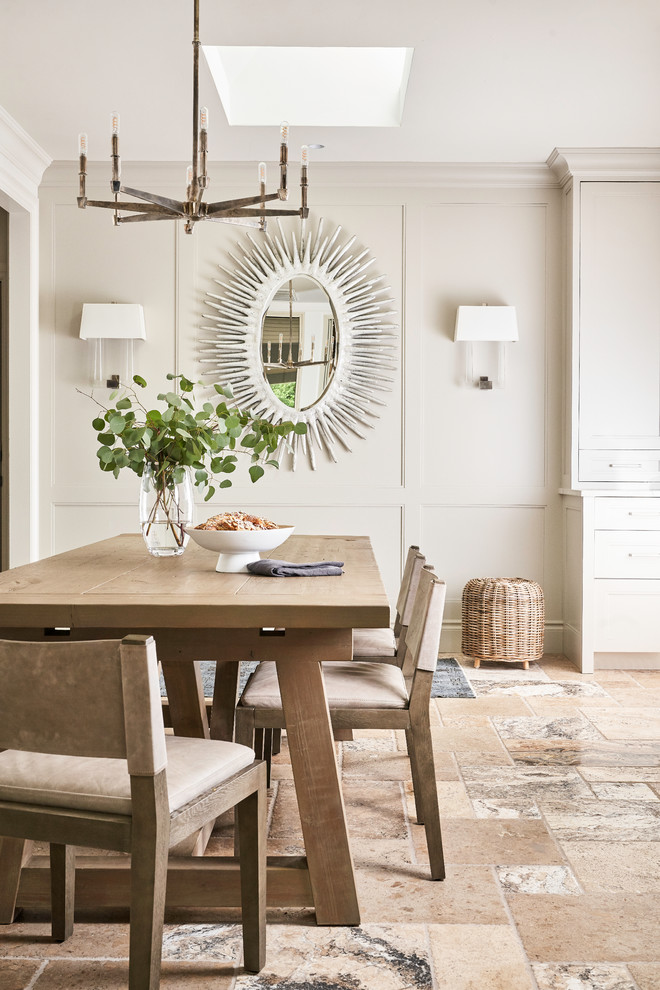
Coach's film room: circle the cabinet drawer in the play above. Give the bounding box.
[579,450,660,483]
[594,579,660,652]
[594,531,660,578]
[594,497,660,531]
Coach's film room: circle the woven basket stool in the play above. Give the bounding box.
[461,577,544,669]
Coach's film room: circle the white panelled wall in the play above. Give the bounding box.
[38,162,562,652]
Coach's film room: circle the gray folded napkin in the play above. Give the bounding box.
[247,559,344,577]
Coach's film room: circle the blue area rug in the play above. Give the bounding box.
[163,657,475,700]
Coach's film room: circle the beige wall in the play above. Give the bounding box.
[38,161,562,650]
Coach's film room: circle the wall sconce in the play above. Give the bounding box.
[79,303,146,388]
[454,304,518,389]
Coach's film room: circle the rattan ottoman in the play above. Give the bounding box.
[461,577,544,669]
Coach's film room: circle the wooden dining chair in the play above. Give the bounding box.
[0,634,267,987]
[236,566,447,880]
[352,544,426,661]
[265,545,427,760]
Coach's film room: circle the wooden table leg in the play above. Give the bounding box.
[210,661,240,742]
[161,661,212,855]
[161,661,210,739]
[0,838,32,923]
[276,659,360,926]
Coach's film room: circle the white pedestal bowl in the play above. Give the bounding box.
[186,525,295,573]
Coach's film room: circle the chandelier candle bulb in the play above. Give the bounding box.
[279,120,289,201]
[78,133,87,205]
[200,106,208,131]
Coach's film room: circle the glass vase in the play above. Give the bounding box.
[139,462,194,557]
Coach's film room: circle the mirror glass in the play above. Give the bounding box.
[260,275,338,411]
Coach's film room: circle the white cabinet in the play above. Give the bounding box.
[579,182,660,476]
[551,152,660,670]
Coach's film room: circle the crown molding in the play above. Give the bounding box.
[42,158,559,191]
[548,147,660,186]
[0,105,52,209]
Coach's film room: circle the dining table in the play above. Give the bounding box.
[0,532,390,926]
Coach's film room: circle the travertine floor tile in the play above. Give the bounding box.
[505,739,660,766]
[0,923,131,959]
[343,781,408,839]
[539,799,660,840]
[493,714,604,741]
[562,841,660,893]
[629,963,660,990]
[355,855,508,925]
[588,781,659,801]
[233,923,433,990]
[578,766,660,784]
[412,818,563,865]
[342,748,413,781]
[435,695,534,717]
[581,708,660,740]
[532,962,638,990]
[496,865,580,895]
[428,923,534,990]
[31,959,236,988]
[0,959,44,989]
[508,892,660,961]
[403,779,475,820]
[430,725,511,755]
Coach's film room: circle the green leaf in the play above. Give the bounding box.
[97,446,114,464]
[241,434,257,448]
[116,397,131,410]
[293,422,307,435]
[165,392,182,408]
[195,469,208,484]
[109,389,119,401]
[204,486,216,501]
[133,374,147,388]
[249,465,265,483]
[161,407,175,423]
[266,459,280,468]
[219,479,233,489]
[97,431,115,445]
[180,376,195,393]
[92,417,105,431]
[108,414,126,434]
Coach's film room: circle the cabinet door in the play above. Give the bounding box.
[579,182,660,459]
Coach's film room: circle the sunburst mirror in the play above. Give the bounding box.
[200,218,397,469]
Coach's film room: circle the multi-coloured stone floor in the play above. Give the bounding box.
[2,654,659,990]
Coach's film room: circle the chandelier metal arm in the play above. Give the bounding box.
[212,207,310,219]
[84,199,183,215]
[119,186,188,214]
[205,191,282,214]
[116,213,184,224]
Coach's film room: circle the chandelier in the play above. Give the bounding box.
[76,0,309,233]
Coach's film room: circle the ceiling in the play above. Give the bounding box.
[1,0,659,165]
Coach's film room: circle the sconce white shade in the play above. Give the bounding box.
[454,305,518,342]
[79,304,146,340]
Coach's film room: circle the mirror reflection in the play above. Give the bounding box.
[261,275,338,410]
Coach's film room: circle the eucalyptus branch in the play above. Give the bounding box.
[83,372,306,501]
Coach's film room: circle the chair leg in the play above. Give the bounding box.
[129,773,170,990]
[271,728,282,756]
[0,837,29,924]
[50,844,75,941]
[263,729,273,787]
[408,717,446,881]
[235,766,267,973]
[405,727,426,824]
[234,708,256,855]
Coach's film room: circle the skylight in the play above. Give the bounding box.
[202,47,414,127]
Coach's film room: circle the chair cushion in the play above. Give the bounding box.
[0,737,255,816]
[352,627,397,658]
[240,661,409,710]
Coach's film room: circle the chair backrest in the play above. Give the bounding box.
[401,566,446,681]
[393,545,426,640]
[0,634,166,776]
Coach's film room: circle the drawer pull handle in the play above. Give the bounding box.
[628,511,660,517]
[627,552,660,558]
[609,463,643,469]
